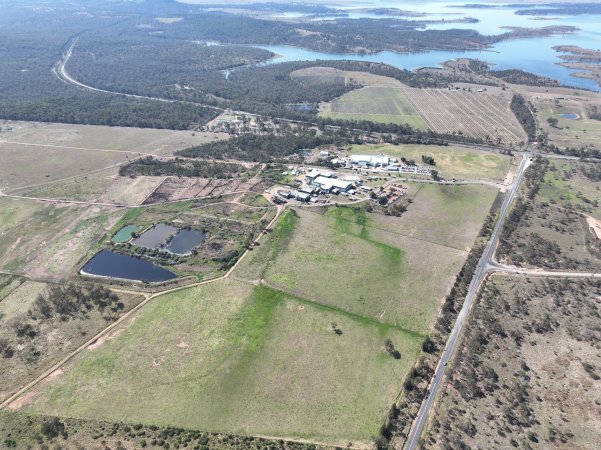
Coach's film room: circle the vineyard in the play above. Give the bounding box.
[401,87,528,145]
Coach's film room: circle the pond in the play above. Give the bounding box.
[81,250,177,282]
[111,225,142,243]
[560,113,579,119]
[285,103,317,111]
[165,229,206,255]
[132,223,178,249]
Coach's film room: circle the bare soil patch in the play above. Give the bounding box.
[144,176,265,204]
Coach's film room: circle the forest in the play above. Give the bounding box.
[176,127,358,162]
[119,157,247,178]
[510,94,537,141]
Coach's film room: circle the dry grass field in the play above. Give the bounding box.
[0,121,226,194]
[293,67,428,128]
[0,120,226,156]
[320,86,429,128]
[0,197,121,278]
[400,86,527,145]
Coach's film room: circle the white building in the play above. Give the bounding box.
[313,176,353,192]
[350,154,390,167]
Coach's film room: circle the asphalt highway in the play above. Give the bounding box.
[403,153,532,450]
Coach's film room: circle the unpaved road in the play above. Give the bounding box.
[0,204,284,409]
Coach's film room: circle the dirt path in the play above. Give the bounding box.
[0,204,284,410]
[586,214,601,240]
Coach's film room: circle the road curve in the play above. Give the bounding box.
[403,153,531,450]
[54,38,223,112]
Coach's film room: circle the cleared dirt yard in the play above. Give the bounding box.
[144,176,265,204]
[400,86,527,145]
[22,279,420,446]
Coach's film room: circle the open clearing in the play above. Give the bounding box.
[320,86,429,129]
[0,121,226,157]
[0,197,121,277]
[425,276,601,450]
[294,67,428,128]
[0,283,143,404]
[386,183,499,251]
[400,86,527,145]
[534,96,601,151]
[349,143,514,182]
[0,120,226,194]
[234,201,486,333]
[23,279,420,445]
[0,142,132,191]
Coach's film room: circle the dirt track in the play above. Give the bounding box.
[0,204,284,410]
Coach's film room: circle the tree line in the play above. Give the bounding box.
[510,94,537,141]
[119,157,246,178]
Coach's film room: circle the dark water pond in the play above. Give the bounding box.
[132,223,178,249]
[165,229,206,255]
[81,250,176,282]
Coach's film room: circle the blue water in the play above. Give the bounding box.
[215,0,601,90]
[560,113,578,119]
[81,250,177,282]
[165,229,206,255]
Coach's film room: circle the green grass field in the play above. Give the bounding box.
[320,86,429,129]
[235,206,467,333]
[26,279,421,445]
[350,144,514,182]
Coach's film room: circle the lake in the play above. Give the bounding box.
[81,250,177,283]
[205,0,601,91]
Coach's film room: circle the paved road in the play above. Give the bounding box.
[403,152,532,450]
[54,38,222,112]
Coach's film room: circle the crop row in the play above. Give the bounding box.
[401,87,527,145]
